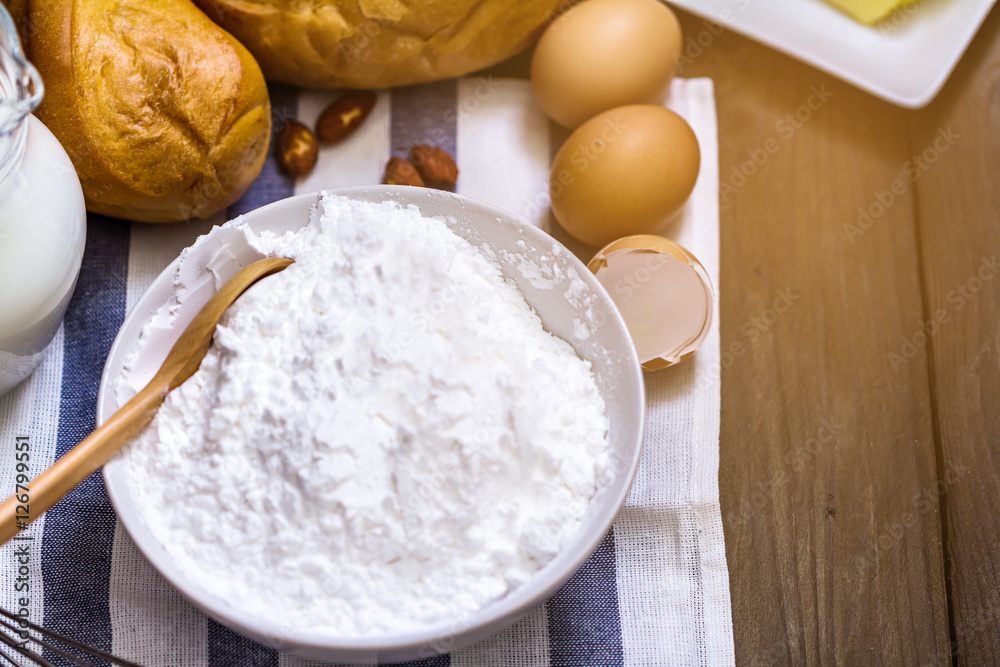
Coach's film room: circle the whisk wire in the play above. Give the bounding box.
[0,645,25,667]
[0,607,141,667]
[0,622,56,667]
[0,613,91,666]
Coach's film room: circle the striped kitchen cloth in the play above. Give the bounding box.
[0,77,733,666]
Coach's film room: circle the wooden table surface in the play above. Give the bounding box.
[486,5,1000,664]
[681,6,1000,664]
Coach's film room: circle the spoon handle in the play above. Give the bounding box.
[0,380,168,544]
[0,257,293,546]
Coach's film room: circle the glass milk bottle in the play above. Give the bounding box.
[0,4,86,395]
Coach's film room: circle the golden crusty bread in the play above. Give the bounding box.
[193,0,571,89]
[13,0,271,223]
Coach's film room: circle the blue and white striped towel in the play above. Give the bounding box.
[0,77,733,666]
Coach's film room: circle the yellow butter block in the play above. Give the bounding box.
[825,0,921,24]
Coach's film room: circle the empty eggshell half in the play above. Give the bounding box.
[588,235,713,371]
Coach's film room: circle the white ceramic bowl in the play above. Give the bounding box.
[97,186,645,663]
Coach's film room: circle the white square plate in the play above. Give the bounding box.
[670,0,996,107]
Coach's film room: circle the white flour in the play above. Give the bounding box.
[121,194,609,636]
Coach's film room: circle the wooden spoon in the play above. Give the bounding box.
[0,257,293,545]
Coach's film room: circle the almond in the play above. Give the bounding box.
[383,157,425,187]
[409,145,459,190]
[277,121,318,177]
[317,91,377,144]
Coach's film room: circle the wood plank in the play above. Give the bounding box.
[671,10,952,664]
[908,7,1000,664]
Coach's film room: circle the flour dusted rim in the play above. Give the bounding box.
[121,193,612,636]
[97,187,645,661]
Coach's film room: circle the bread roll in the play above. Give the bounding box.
[193,0,571,89]
[15,0,271,223]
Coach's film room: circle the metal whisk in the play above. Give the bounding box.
[0,608,140,666]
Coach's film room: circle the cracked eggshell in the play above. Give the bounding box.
[588,235,713,371]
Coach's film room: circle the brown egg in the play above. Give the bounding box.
[550,105,700,248]
[531,0,683,128]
